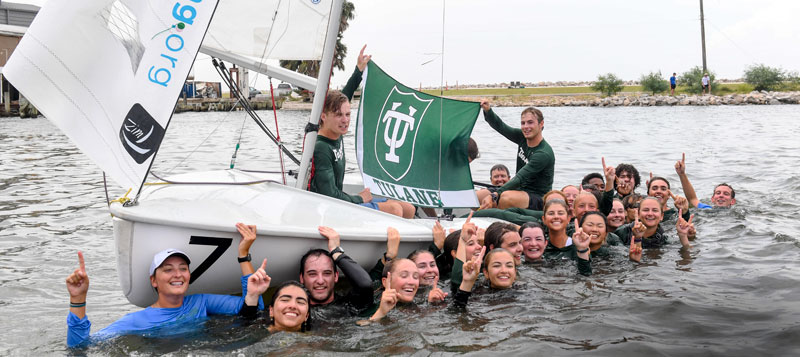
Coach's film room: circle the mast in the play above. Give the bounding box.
[295,0,344,190]
[699,0,707,73]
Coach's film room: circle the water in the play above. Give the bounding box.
[1,105,800,355]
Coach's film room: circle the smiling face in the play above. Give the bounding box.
[607,200,626,229]
[490,168,510,186]
[319,100,351,138]
[520,227,546,261]
[498,231,523,266]
[269,285,310,332]
[385,259,420,303]
[411,251,439,286]
[520,112,543,140]
[616,170,635,195]
[299,254,338,305]
[150,256,190,297]
[562,186,579,213]
[543,202,569,231]
[573,193,598,223]
[638,199,664,228]
[464,235,482,261]
[483,250,516,289]
[581,214,608,246]
[711,185,736,207]
[648,179,670,207]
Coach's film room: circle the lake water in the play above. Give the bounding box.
[1,105,799,355]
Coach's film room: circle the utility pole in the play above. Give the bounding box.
[699,0,707,73]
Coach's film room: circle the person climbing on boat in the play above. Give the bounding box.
[310,45,414,218]
[296,226,373,315]
[65,244,268,347]
[674,153,736,208]
[476,101,554,211]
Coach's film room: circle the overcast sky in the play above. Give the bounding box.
[17,0,800,89]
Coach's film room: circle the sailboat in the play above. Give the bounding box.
[4,0,495,307]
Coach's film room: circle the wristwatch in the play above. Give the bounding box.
[237,253,251,263]
[330,246,345,256]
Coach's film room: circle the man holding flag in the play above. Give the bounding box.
[477,101,554,211]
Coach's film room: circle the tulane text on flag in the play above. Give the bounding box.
[355,61,479,208]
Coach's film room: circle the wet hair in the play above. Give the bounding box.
[521,107,544,123]
[490,164,510,177]
[647,176,671,191]
[484,222,518,250]
[482,248,514,269]
[269,280,312,332]
[581,173,604,187]
[299,249,334,275]
[407,249,434,262]
[615,163,641,189]
[543,190,567,203]
[381,258,414,278]
[321,90,349,122]
[441,229,462,271]
[579,211,609,232]
[637,196,662,213]
[544,198,569,213]
[622,193,644,210]
[467,138,479,162]
[519,221,545,237]
[714,183,736,198]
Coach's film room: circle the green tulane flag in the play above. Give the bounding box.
[356,61,479,208]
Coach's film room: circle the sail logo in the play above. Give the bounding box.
[119,104,165,164]
[374,86,433,181]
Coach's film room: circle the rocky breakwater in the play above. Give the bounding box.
[559,91,800,107]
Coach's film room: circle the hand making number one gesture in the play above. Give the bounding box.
[602,157,616,191]
[246,258,271,306]
[629,214,644,262]
[460,245,487,293]
[369,271,399,322]
[427,275,448,304]
[676,209,695,249]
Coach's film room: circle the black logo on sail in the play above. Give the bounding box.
[119,104,164,164]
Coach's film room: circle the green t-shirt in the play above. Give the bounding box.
[483,109,555,197]
[310,135,363,203]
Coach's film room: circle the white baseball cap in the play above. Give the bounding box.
[149,248,191,276]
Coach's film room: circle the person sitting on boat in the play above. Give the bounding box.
[674,153,736,208]
[65,244,269,348]
[489,164,510,186]
[297,226,373,314]
[475,101,554,211]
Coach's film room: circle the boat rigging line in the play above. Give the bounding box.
[211,58,300,167]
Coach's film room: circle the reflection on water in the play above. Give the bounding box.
[1,106,800,355]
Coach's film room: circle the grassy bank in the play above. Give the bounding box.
[421,83,757,97]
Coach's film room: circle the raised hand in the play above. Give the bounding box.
[476,227,486,246]
[675,152,686,175]
[374,272,398,320]
[632,212,646,238]
[432,221,445,250]
[427,275,448,304]
[460,211,477,243]
[386,227,401,261]
[479,99,491,112]
[358,188,373,203]
[460,246,486,292]
[318,226,341,252]
[670,190,689,212]
[629,232,642,262]
[646,171,654,188]
[66,251,89,301]
[676,209,694,248]
[572,218,591,252]
[602,157,616,190]
[236,222,257,256]
[356,44,372,72]
[246,259,271,304]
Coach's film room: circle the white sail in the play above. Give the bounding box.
[200,0,334,90]
[3,0,218,192]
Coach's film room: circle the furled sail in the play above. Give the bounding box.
[4,0,218,192]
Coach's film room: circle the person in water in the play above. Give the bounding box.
[541,199,592,275]
[483,221,524,266]
[298,226,373,313]
[614,163,641,199]
[519,222,547,263]
[366,258,421,322]
[606,198,627,231]
[674,153,736,208]
[646,175,691,221]
[476,101,555,211]
[264,281,312,333]
[614,197,693,262]
[66,244,268,347]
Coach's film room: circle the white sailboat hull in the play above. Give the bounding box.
[110,169,493,307]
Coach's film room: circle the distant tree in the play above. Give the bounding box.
[743,64,786,91]
[640,71,669,95]
[679,66,715,94]
[591,73,624,97]
[280,1,355,78]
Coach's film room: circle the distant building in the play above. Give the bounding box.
[0,1,39,116]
